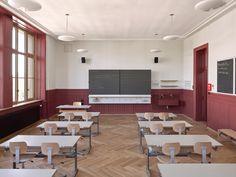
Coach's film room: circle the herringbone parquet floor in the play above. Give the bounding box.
[0,114,236,177]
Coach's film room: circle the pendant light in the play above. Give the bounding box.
[163,14,182,41]
[195,0,226,12]
[150,33,162,53]
[8,0,42,11]
[58,14,76,42]
[77,34,88,53]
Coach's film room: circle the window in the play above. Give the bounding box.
[12,26,35,103]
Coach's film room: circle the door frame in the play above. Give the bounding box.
[193,43,208,121]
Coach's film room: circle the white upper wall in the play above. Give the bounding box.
[46,35,57,90]
[183,7,236,91]
[52,40,183,89]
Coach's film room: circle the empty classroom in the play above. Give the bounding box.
[0,0,236,177]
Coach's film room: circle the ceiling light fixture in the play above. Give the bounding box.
[163,14,182,41]
[195,0,226,12]
[77,34,88,53]
[150,34,162,53]
[150,49,161,53]
[8,0,42,11]
[58,14,76,42]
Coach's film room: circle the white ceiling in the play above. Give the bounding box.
[2,0,235,40]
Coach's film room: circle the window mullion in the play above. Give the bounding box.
[16,53,18,103]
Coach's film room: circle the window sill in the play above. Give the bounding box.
[0,100,42,116]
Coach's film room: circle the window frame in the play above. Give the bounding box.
[12,24,36,104]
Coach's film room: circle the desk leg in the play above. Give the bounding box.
[139,128,144,153]
[89,127,92,151]
[73,143,78,177]
[97,116,99,134]
[146,148,151,177]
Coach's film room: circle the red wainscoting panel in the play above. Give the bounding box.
[208,93,236,131]
[45,89,184,116]
[181,89,194,119]
[45,89,236,131]
[46,90,57,117]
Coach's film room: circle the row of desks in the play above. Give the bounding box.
[0,135,80,177]
[135,112,226,177]
[0,106,101,177]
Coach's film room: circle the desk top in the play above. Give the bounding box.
[37,121,93,129]
[56,105,91,109]
[136,113,177,119]
[58,112,100,117]
[144,135,222,147]
[0,169,56,177]
[158,164,236,177]
[138,121,193,128]
[0,135,80,148]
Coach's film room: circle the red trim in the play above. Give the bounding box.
[0,13,13,108]
[193,43,208,121]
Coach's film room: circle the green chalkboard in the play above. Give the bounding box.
[217,59,233,94]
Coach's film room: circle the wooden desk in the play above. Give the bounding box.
[37,121,93,153]
[138,121,193,153]
[58,112,101,134]
[145,135,222,173]
[0,169,56,177]
[0,135,80,177]
[158,164,236,177]
[136,112,177,121]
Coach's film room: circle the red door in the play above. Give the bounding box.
[194,44,208,121]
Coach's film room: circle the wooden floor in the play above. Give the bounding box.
[0,114,236,177]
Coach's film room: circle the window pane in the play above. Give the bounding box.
[18,54,25,77]
[28,79,34,99]
[18,78,25,101]
[12,27,16,49]
[28,58,34,78]
[18,29,25,53]
[12,54,16,77]
[28,34,34,54]
[13,78,16,102]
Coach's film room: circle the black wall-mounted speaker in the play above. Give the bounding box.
[154,57,158,63]
[81,57,86,63]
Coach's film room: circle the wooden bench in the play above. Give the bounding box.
[218,129,236,142]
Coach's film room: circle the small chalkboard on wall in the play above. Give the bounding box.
[217,58,233,94]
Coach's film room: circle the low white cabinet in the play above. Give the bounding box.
[89,95,151,104]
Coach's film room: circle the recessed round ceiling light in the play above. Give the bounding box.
[163,35,183,41]
[195,0,226,12]
[8,0,42,11]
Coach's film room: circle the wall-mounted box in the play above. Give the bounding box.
[157,94,179,106]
